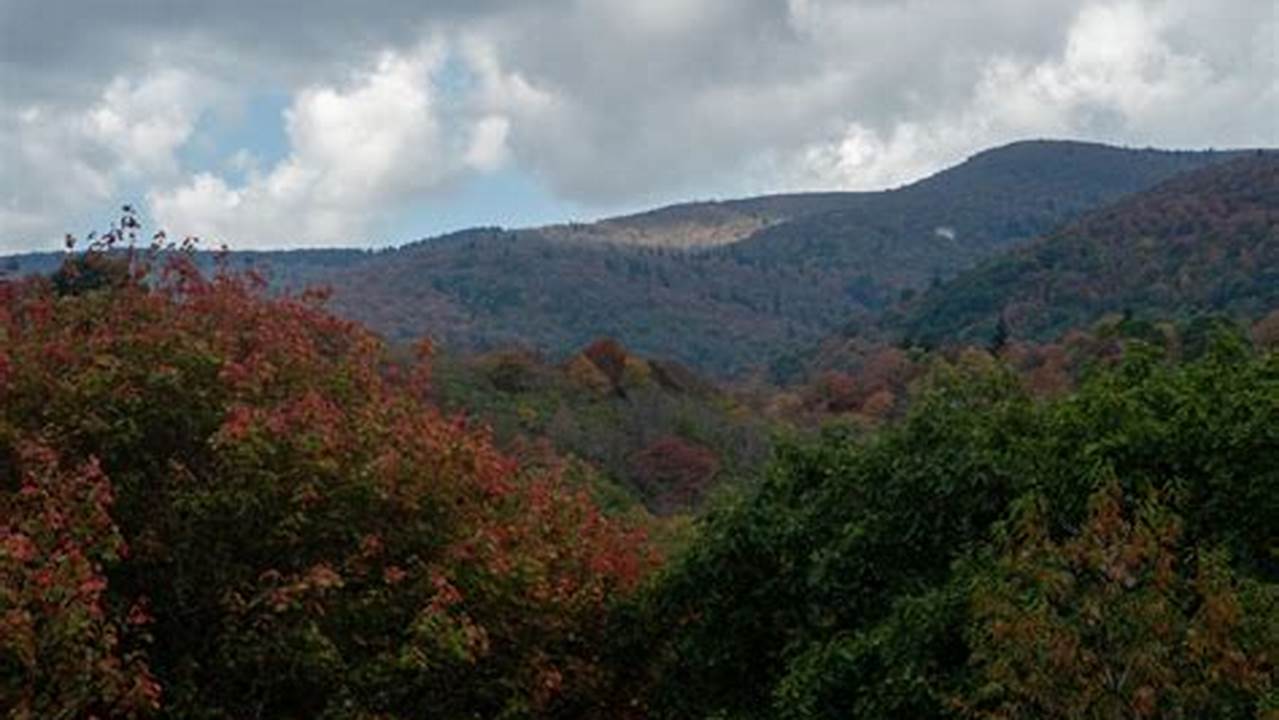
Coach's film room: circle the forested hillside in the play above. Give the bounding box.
[429,339,774,516]
[895,151,1279,347]
[2,142,1244,375]
[727,140,1242,287]
[325,141,1241,374]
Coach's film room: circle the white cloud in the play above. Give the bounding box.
[784,0,1277,191]
[464,115,512,172]
[85,71,205,179]
[0,69,211,250]
[151,44,467,247]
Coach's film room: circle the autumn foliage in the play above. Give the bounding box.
[965,482,1276,719]
[0,240,657,718]
[628,436,721,515]
[1,445,161,719]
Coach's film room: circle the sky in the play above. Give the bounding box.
[1,0,1275,252]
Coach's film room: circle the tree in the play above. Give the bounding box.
[1252,310,1279,350]
[1,244,659,718]
[990,314,1011,352]
[1,444,161,718]
[583,338,630,390]
[628,436,720,514]
[964,482,1276,719]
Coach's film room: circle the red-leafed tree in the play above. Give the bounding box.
[0,227,658,718]
[813,371,861,413]
[628,436,721,514]
[1252,309,1279,350]
[1,444,161,719]
[582,337,630,388]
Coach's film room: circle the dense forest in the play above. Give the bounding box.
[428,340,772,517]
[324,141,1245,374]
[628,338,1278,719]
[895,152,1279,348]
[3,142,1278,718]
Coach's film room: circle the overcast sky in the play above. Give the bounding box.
[1,0,1275,251]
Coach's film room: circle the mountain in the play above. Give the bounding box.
[1,141,1250,375]
[324,141,1243,374]
[893,151,1279,348]
[0,247,372,291]
[726,140,1247,287]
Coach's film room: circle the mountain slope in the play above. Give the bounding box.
[327,141,1244,374]
[327,227,833,373]
[895,151,1279,347]
[2,141,1252,375]
[0,247,373,290]
[430,339,774,515]
[536,191,858,249]
[726,140,1249,286]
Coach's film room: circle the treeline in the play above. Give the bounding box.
[324,141,1243,376]
[788,306,1279,427]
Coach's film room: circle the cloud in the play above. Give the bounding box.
[0,69,212,251]
[151,44,462,247]
[464,115,512,172]
[781,0,1279,191]
[1,0,1275,249]
[447,0,1276,203]
[151,35,564,247]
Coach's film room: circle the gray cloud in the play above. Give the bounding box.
[1,0,1275,249]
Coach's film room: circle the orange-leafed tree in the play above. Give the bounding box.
[963,481,1276,720]
[582,337,630,389]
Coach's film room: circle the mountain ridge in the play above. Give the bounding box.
[323,140,1250,373]
[2,140,1260,375]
